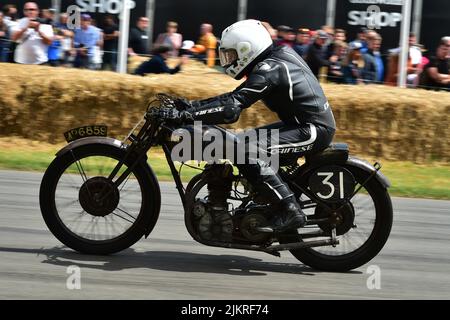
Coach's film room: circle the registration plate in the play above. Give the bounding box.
[64,125,108,143]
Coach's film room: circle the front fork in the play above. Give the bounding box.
[98,119,159,201]
[162,143,187,210]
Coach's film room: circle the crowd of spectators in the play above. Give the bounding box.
[0,2,216,73]
[1,2,448,91]
[265,23,449,90]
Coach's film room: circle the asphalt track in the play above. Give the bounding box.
[0,170,449,299]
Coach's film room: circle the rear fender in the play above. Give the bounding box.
[296,155,391,189]
[345,156,391,188]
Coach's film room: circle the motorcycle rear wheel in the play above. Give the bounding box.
[278,166,393,272]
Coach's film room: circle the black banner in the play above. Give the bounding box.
[152,0,239,45]
[421,0,450,56]
[335,0,404,54]
[246,0,328,30]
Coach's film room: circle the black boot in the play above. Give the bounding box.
[257,196,307,233]
[237,161,306,233]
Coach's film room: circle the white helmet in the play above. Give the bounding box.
[219,19,273,79]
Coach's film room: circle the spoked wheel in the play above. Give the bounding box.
[278,166,393,272]
[40,143,160,254]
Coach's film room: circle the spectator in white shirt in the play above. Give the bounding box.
[11,2,53,65]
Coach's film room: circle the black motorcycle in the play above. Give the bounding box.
[39,94,393,272]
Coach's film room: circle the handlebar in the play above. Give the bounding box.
[156,93,191,110]
[145,93,192,122]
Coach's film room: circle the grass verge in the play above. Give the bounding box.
[0,148,448,200]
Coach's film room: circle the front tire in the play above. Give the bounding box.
[40,143,160,255]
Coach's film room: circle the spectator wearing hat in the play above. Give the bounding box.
[11,2,53,65]
[180,40,195,56]
[275,25,296,48]
[305,30,331,78]
[73,14,102,69]
[342,42,365,84]
[134,45,188,76]
[276,25,291,42]
[293,28,311,58]
[155,21,182,57]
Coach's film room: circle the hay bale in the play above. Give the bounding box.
[0,62,449,162]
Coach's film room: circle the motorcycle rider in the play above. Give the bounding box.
[179,20,336,232]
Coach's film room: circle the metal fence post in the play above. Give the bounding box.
[398,0,412,88]
[117,0,131,73]
[238,0,248,21]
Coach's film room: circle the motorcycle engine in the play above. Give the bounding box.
[189,164,271,244]
[192,200,233,242]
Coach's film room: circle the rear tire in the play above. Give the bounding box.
[279,166,393,272]
[39,143,161,255]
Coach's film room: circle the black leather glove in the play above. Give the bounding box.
[174,98,194,111]
[166,108,195,124]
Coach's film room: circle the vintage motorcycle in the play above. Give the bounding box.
[39,94,393,271]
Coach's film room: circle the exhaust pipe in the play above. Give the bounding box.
[264,238,339,254]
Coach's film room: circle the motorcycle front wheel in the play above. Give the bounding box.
[39,143,160,255]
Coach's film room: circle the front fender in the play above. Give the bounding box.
[346,156,391,189]
[56,137,125,157]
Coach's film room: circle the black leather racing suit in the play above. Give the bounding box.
[188,45,337,203]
